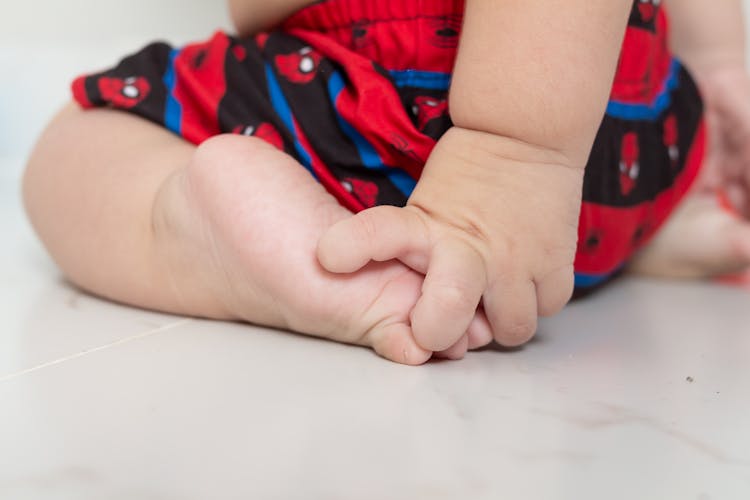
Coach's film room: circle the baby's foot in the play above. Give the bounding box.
[628,189,750,279]
[160,135,491,364]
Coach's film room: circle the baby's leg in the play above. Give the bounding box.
[628,187,750,279]
[24,105,491,363]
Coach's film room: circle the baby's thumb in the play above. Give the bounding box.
[316,206,426,273]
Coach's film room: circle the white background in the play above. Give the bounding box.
[0,0,231,183]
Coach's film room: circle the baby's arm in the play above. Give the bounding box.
[228,0,313,37]
[448,0,631,165]
[318,0,634,350]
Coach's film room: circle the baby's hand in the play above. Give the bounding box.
[694,64,750,215]
[317,127,584,351]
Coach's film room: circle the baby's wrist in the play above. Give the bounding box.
[410,126,586,227]
[436,126,588,173]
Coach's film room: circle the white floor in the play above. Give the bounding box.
[2,167,750,499]
[2,3,750,499]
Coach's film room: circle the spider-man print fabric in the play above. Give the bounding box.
[72,0,704,290]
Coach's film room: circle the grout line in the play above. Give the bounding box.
[0,318,194,384]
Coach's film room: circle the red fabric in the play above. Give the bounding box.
[575,121,706,274]
[611,9,671,104]
[283,0,464,73]
[172,33,229,144]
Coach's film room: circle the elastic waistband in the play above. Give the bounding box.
[283,0,465,33]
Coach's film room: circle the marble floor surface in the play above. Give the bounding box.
[1,156,749,500]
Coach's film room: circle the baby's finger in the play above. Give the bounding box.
[435,308,493,359]
[535,266,575,317]
[467,306,493,349]
[434,333,469,360]
[483,277,538,347]
[410,239,486,352]
[316,206,429,273]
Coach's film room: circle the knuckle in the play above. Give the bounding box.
[430,282,478,314]
[352,210,381,242]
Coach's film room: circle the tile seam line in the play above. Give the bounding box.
[0,318,194,384]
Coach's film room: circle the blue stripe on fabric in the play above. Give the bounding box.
[163,49,183,134]
[605,59,681,121]
[382,169,418,197]
[388,70,452,91]
[327,71,417,197]
[574,262,626,288]
[264,63,315,177]
[574,272,612,289]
